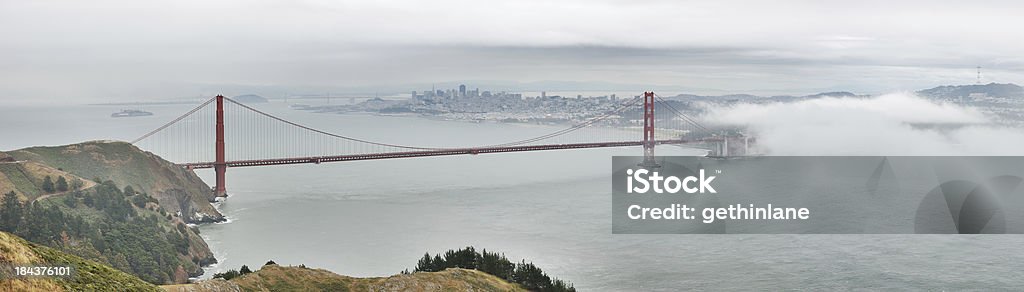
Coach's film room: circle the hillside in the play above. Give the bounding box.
[917,83,1024,100]
[1,178,217,284]
[670,91,869,102]
[162,265,526,292]
[0,160,95,202]
[7,141,223,223]
[0,231,160,291]
[1,141,220,284]
[232,94,268,103]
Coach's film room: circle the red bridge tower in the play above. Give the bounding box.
[641,91,659,167]
[214,95,227,197]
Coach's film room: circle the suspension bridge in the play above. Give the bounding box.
[132,92,739,197]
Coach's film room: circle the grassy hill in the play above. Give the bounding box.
[162,265,526,292]
[1,141,220,284]
[0,231,160,291]
[1,179,216,284]
[7,141,223,223]
[0,160,94,202]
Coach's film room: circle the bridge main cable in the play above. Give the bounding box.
[472,95,645,148]
[653,93,711,134]
[131,97,217,144]
[134,93,651,164]
[222,97,445,150]
[222,94,646,151]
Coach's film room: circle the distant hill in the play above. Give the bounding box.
[804,91,858,98]
[232,94,269,103]
[163,265,526,292]
[670,91,867,101]
[669,84,1024,102]
[0,231,161,291]
[916,83,1024,99]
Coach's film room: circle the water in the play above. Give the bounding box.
[3,102,1024,290]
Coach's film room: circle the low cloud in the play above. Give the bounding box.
[703,93,1024,155]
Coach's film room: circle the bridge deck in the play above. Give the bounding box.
[179,139,689,169]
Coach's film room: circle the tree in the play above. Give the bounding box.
[512,261,550,291]
[123,185,135,196]
[264,260,277,266]
[41,176,55,193]
[56,176,69,192]
[415,253,434,272]
[212,270,240,280]
[70,178,85,190]
[1,191,22,232]
[82,193,94,207]
[62,194,77,208]
[239,265,252,275]
[408,247,575,292]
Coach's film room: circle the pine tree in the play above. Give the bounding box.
[41,176,55,193]
[512,261,551,291]
[1,191,22,232]
[62,194,77,207]
[239,265,252,275]
[56,176,69,192]
[415,253,434,272]
[70,178,85,190]
[213,270,240,280]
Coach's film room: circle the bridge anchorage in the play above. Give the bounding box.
[133,91,745,197]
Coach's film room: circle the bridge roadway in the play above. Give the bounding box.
[179,139,689,169]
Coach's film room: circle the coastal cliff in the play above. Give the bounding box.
[1,141,221,284]
[7,141,224,223]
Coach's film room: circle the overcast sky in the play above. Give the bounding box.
[2,0,1023,103]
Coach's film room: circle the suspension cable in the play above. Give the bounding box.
[653,94,710,133]
[223,97,444,150]
[476,95,644,147]
[131,97,216,144]
[135,93,651,156]
[224,94,644,150]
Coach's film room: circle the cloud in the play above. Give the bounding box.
[702,93,1024,155]
[3,0,1024,102]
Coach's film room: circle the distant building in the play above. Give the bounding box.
[459,84,467,97]
[541,91,546,99]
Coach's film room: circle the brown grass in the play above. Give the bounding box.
[161,265,526,292]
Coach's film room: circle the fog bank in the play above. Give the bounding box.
[704,93,1024,155]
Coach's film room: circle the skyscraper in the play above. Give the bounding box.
[459,84,467,98]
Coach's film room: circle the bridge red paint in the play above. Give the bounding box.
[214,95,227,196]
[179,139,689,169]
[135,92,721,197]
